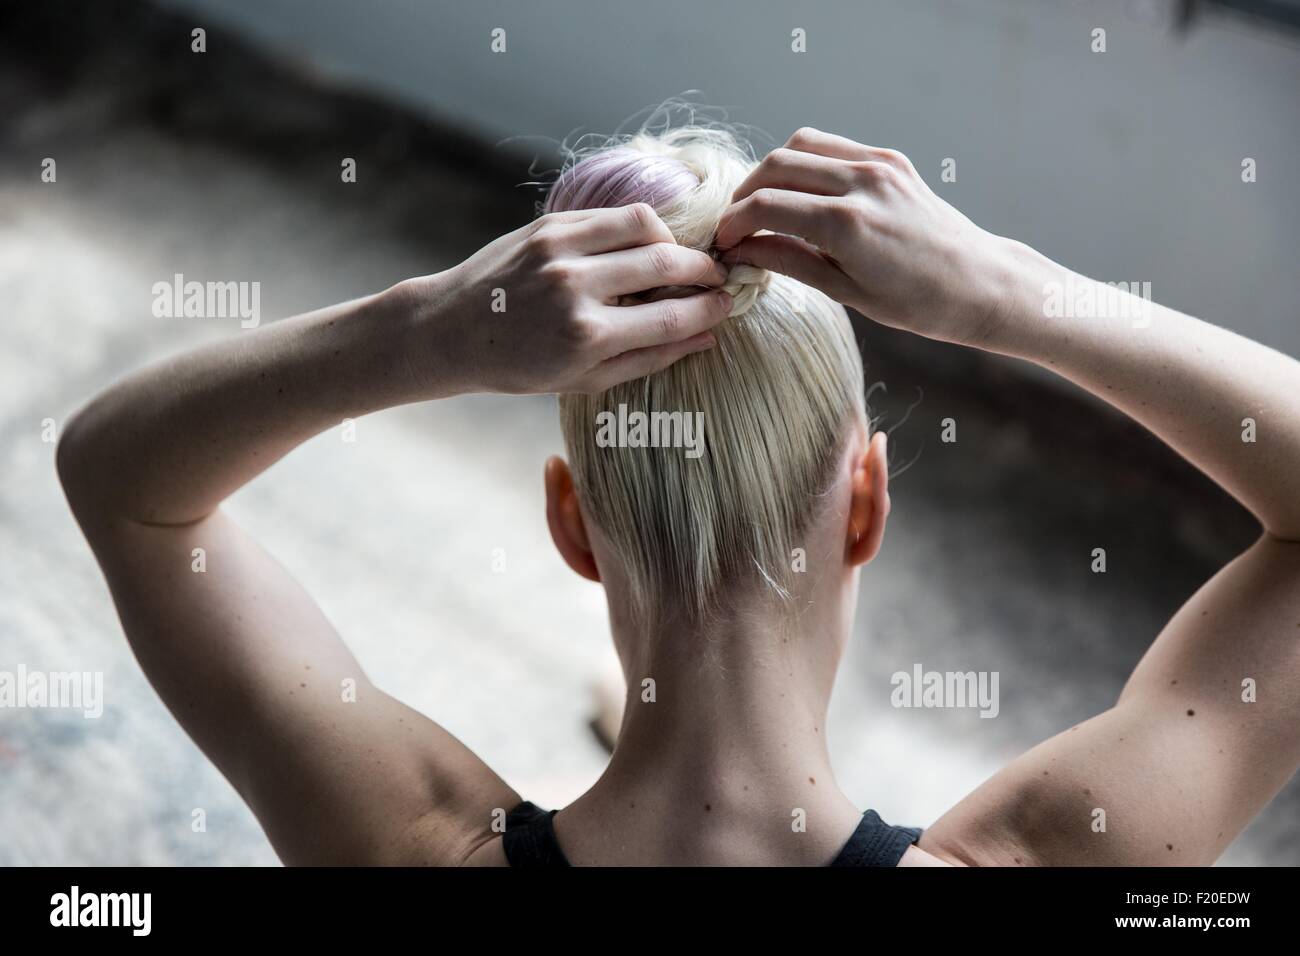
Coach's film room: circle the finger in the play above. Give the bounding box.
[589,331,717,391]
[587,242,728,299]
[714,188,842,252]
[783,127,877,161]
[720,234,848,299]
[731,148,859,203]
[599,288,732,354]
[560,202,676,255]
[785,128,918,177]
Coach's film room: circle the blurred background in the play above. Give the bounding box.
[1,0,1297,864]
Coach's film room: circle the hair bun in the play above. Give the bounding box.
[547,127,776,317]
[722,263,771,317]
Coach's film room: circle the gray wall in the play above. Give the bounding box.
[161,0,1300,354]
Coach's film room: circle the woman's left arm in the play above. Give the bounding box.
[57,205,731,864]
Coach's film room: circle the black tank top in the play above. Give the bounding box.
[502,800,923,867]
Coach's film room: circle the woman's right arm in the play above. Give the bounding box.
[718,127,1300,864]
[719,127,1300,541]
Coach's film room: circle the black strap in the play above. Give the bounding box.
[828,809,923,867]
[502,801,570,867]
[502,800,921,867]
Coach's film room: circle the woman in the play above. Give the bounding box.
[58,125,1300,866]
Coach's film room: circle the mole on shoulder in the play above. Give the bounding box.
[809,776,816,785]
[704,803,711,812]
[1187,709,1195,716]
[1167,844,1174,851]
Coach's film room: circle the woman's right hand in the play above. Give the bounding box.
[715,127,1017,348]
[405,204,732,397]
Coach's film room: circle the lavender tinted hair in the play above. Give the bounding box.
[546,147,700,215]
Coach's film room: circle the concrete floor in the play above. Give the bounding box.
[1,2,1292,865]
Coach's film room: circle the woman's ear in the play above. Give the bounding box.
[846,430,890,567]
[544,456,601,583]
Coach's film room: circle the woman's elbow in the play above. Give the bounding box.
[55,401,109,523]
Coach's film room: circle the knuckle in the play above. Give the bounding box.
[531,212,569,236]
[849,160,882,182]
[852,161,898,190]
[876,147,910,169]
[750,187,779,209]
[623,201,656,233]
[539,257,576,285]
[526,227,564,260]
[827,198,862,230]
[646,242,678,280]
[768,147,799,170]
[788,126,820,148]
[559,307,600,346]
[656,299,684,338]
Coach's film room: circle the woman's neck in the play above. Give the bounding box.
[557,608,864,864]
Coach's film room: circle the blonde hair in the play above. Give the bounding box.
[551,126,866,628]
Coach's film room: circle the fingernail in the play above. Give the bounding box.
[691,333,717,352]
[717,291,733,310]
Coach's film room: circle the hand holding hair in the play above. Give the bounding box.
[411,203,731,396]
[716,126,1012,346]
[720,127,1300,540]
